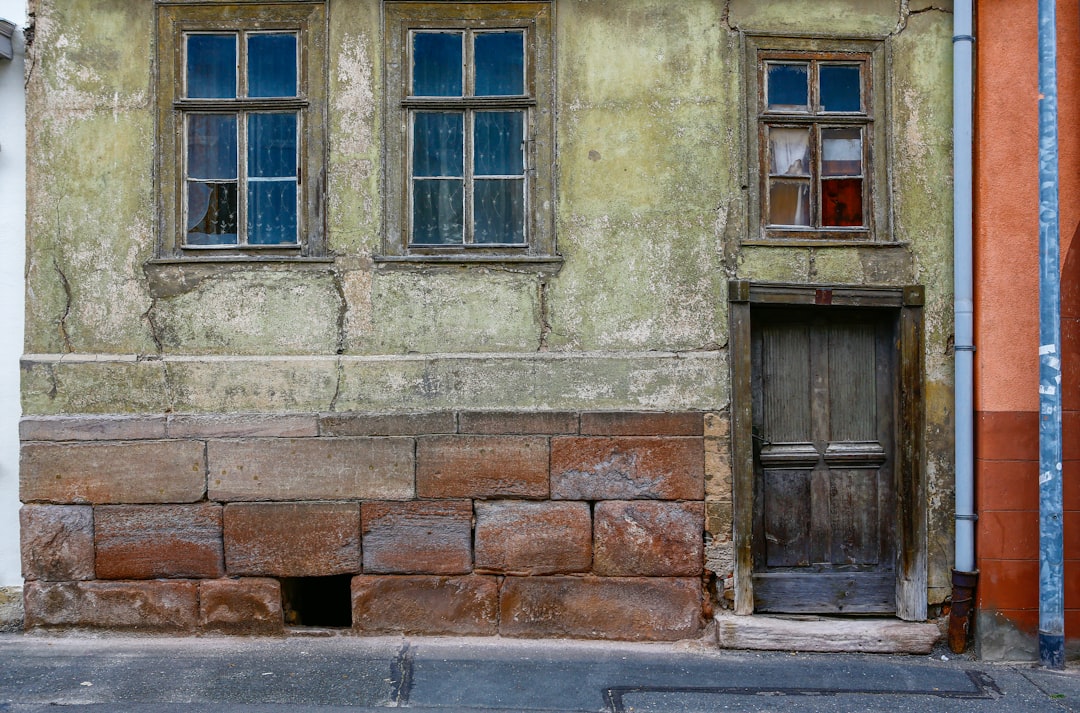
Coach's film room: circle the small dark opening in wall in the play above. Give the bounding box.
[280,575,353,628]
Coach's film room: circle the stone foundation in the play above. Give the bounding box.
[20,411,725,640]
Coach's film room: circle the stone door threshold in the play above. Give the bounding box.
[715,612,942,654]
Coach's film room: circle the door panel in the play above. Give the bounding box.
[751,307,897,614]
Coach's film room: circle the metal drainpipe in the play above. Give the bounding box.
[1037,0,1065,671]
[948,0,978,655]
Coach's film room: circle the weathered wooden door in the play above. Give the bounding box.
[750,307,897,614]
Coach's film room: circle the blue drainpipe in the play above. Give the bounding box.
[1037,0,1065,671]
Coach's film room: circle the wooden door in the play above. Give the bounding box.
[750,307,897,614]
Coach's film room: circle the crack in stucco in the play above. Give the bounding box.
[52,258,73,354]
[328,357,344,413]
[331,268,348,355]
[141,297,163,357]
[537,277,551,352]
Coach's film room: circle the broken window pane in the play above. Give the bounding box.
[412,32,463,97]
[248,33,297,98]
[822,178,864,226]
[769,180,811,227]
[766,63,808,111]
[475,31,525,96]
[248,180,298,244]
[413,112,464,177]
[186,181,238,244]
[413,179,464,244]
[768,127,810,176]
[248,113,297,178]
[822,127,862,176]
[474,111,525,176]
[820,65,861,112]
[474,178,525,243]
[186,34,236,99]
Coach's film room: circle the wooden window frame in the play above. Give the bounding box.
[744,36,891,246]
[728,281,927,621]
[379,1,558,268]
[155,1,328,260]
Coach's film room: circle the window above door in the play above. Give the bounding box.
[379,1,558,268]
[745,36,891,246]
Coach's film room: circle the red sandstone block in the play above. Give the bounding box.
[550,437,704,500]
[20,416,167,441]
[224,502,361,577]
[20,440,206,504]
[594,501,704,577]
[168,414,318,439]
[320,412,456,436]
[499,576,703,641]
[20,505,95,581]
[458,412,579,435]
[95,503,224,579]
[1066,412,1080,461]
[361,501,473,574]
[580,412,704,436]
[975,411,1039,462]
[24,580,198,631]
[474,501,591,575]
[208,437,414,501]
[352,575,498,635]
[199,578,283,634]
[1068,461,1080,510]
[416,436,549,499]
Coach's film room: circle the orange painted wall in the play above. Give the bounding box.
[975,0,1080,413]
[975,0,1080,646]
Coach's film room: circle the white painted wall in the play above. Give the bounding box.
[0,0,26,587]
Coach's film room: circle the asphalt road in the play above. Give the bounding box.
[0,633,1076,712]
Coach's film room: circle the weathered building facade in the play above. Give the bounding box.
[19,0,955,639]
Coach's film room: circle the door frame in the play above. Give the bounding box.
[728,280,927,621]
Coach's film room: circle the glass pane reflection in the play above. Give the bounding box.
[768,127,810,176]
[248,180,298,244]
[475,32,525,96]
[248,33,297,98]
[413,32,463,96]
[186,34,236,99]
[248,113,297,178]
[821,127,862,177]
[186,181,238,244]
[769,180,811,227]
[474,179,525,243]
[820,65,861,112]
[767,64,808,111]
[188,114,237,179]
[413,112,464,177]
[475,111,524,176]
[413,179,464,244]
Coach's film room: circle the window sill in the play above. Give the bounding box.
[373,254,563,274]
[742,239,909,249]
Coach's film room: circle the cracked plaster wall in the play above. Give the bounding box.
[22,0,956,599]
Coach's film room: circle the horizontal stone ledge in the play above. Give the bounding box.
[23,352,728,415]
[714,612,942,654]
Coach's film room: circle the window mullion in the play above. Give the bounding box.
[238,108,248,246]
[811,123,821,229]
[464,108,474,245]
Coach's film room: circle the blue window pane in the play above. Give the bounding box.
[188,114,237,180]
[413,179,463,244]
[474,179,525,244]
[248,33,297,98]
[766,63,808,111]
[475,32,524,96]
[412,32,462,96]
[186,34,236,99]
[248,113,297,178]
[475,111,524,176]
[820,65,861,112]
[247,180,298,244]
[413,112,463,177]
[186,181,238,244]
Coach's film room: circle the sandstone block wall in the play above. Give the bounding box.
[20,410,729,640]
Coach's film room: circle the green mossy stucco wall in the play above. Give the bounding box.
[23,0,955,602]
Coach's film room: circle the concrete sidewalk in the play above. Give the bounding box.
[0,633,1076,712]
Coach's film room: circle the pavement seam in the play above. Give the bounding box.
[390,640,414,707]
[1017,667,1077,711]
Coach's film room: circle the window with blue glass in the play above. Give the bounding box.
[383,2,555,260]
[184,31,299,247]
[156,2,327,257]
[746,40,889,244]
